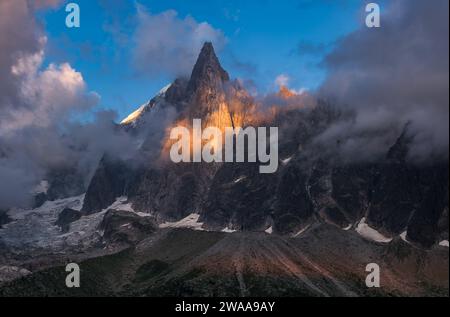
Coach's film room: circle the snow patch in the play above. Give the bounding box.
[159,213,204,231]
[281,156,293,165]
[102,196,149,217]
[108,196,134,212]
[0,195,149,254]
[120,83,171,125]
[400,231,409,242]
[293,225,310,237]
[0,194,96,252]
[234,176,247,184]
[6,194,85,222]
[120,104,147,125]
[343,224,352,231]
[356,218,393,243]
[439,240,449,248]
[222,227,237,233]
[158,83,172,96]
[32,180,49,195]
[0,266,31,284]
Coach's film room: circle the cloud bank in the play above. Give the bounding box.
[317,0,449,163]
[132,5,227,78]
[0,1,139,209]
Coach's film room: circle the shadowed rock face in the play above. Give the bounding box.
[186,42,230,100]
[364,132,449,248]
[202,162,277,231]
[128,164,209,222]
[0,210,11,228]
[30,167,86,209]
[438,203,449,241]
[54,208,82,233]
[82,155,132,214]
[405,166,448,248]
[79,42,449,250]
[99,209,156,246]
[46,167,85,202]
[274,164,314,234]
[165,78,189,108]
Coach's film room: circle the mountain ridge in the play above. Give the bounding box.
[77,42,449,250]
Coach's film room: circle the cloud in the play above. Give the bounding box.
[316,0,449,163]
[0,1,130,209]
[0,108,144,209]
[275,74,290,88]
[274,74,307,95]
[0,0,41,110]
[33,0,62,9]
[2,40,99,136]
[0,1,182,210]
[0,162,37,209]
[132,5,227,78]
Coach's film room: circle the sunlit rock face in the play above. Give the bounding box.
[183,42,253,131]
[186,42,229,96]
[158,42,256,159]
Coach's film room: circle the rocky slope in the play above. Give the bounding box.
[0,226,447,297]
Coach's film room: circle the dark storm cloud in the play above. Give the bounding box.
[316,0,449,163]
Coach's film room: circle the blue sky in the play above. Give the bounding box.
[36,0,376,121]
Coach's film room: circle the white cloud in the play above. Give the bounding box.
[0,0,107,209]
[274,74,307,95]
[1,37,99,135]
[132,5,227,78]
[275,74,290,88]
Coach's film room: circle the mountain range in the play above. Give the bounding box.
[0,43,448,297]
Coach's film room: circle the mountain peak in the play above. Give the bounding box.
[187,42,230,96]
[199,42,215,59]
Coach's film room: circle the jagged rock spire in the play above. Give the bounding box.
[186,42,230,97]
